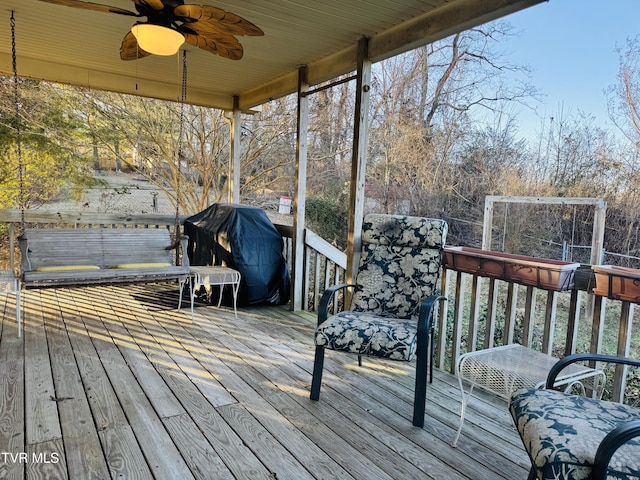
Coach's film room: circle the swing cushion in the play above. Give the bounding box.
[110,263,172,269]
[35,265,100,272]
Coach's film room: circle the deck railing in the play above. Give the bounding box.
[438,265,637,404]
[1,209,635,403]
[274,224,347,312]
[282,229,638,404]
[0,209,348,313]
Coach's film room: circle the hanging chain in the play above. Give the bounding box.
[174,50,186,235]
[11,12,25,233]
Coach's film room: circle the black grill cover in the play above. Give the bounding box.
[184,204,290,306]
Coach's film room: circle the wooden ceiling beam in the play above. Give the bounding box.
[369,0,546,62]
[0,52,233,109]
[238,0,544,111]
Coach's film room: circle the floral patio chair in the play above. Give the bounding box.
[309,214,447,427]
[510,353,640,480]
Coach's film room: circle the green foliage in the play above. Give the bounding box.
[305,197,348,250]
[599,364,640,406]
[0,79,96,208]
[0,132,97,208]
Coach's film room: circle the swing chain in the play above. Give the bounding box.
[174,50,187,236]
[10,11,25,233]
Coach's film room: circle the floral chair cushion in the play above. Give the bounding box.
[314,214,447,361]
[315,311,418,361]
[510,388,640,480]
[350,215,447,319]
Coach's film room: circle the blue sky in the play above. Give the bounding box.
[500,0,639,139]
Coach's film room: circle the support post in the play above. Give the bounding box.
[346,37,372,286]
[291,66,309,311]
[228,95,241,204]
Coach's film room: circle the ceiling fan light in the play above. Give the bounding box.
[131,24,184,56]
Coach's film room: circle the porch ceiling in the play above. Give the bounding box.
[0,0,544,111]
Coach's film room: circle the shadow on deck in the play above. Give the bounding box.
[0,283,529,479]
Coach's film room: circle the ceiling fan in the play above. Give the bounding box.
[36,0,264,60]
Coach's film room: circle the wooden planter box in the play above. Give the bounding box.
[443,246,580,291]
[592,265,640,303]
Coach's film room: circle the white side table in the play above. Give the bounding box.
[0,270,21,337]
[179,266,241,319]
[452,344,604,447]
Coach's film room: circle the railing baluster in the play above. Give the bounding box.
[324,256,331,304]
[450,271,465,373]
[314,251,321,311]
[503,282,518,345]
[302,248,313,310]
[522,286,536,347]
[467,274,480,352]
[564,289,581,356]
[542,291,558,354]
[613,301,633,402]
[590,295,606,354]
[333,263,342,315]
[437,268,451,370]
[484,278,498,349]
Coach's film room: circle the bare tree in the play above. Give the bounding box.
[366,22,538,217]
[87,91,296,215]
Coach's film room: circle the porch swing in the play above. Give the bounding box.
[13,12,190,290]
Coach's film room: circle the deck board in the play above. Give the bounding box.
[0,284,530,479]
[0,297,25,480]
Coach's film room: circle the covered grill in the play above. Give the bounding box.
[184,204,290,306]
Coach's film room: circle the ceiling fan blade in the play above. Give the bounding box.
[36,0,137,16]
[120,31,152,60]
[182,30,244,60]
[132,0,166,11]
[174,5,264,37]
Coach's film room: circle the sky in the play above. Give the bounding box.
[498,0,640,140]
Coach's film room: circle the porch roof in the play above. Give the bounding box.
[0,0,545,111]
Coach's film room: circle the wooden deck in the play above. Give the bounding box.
[0,284,530,479]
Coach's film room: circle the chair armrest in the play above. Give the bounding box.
[318,284,355,324]
[592,420,640,480]
[165,235,190,266]
[179,235,189,267]
[417,295,446,334]
[18,235,31,273]
[546,353,640,389]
